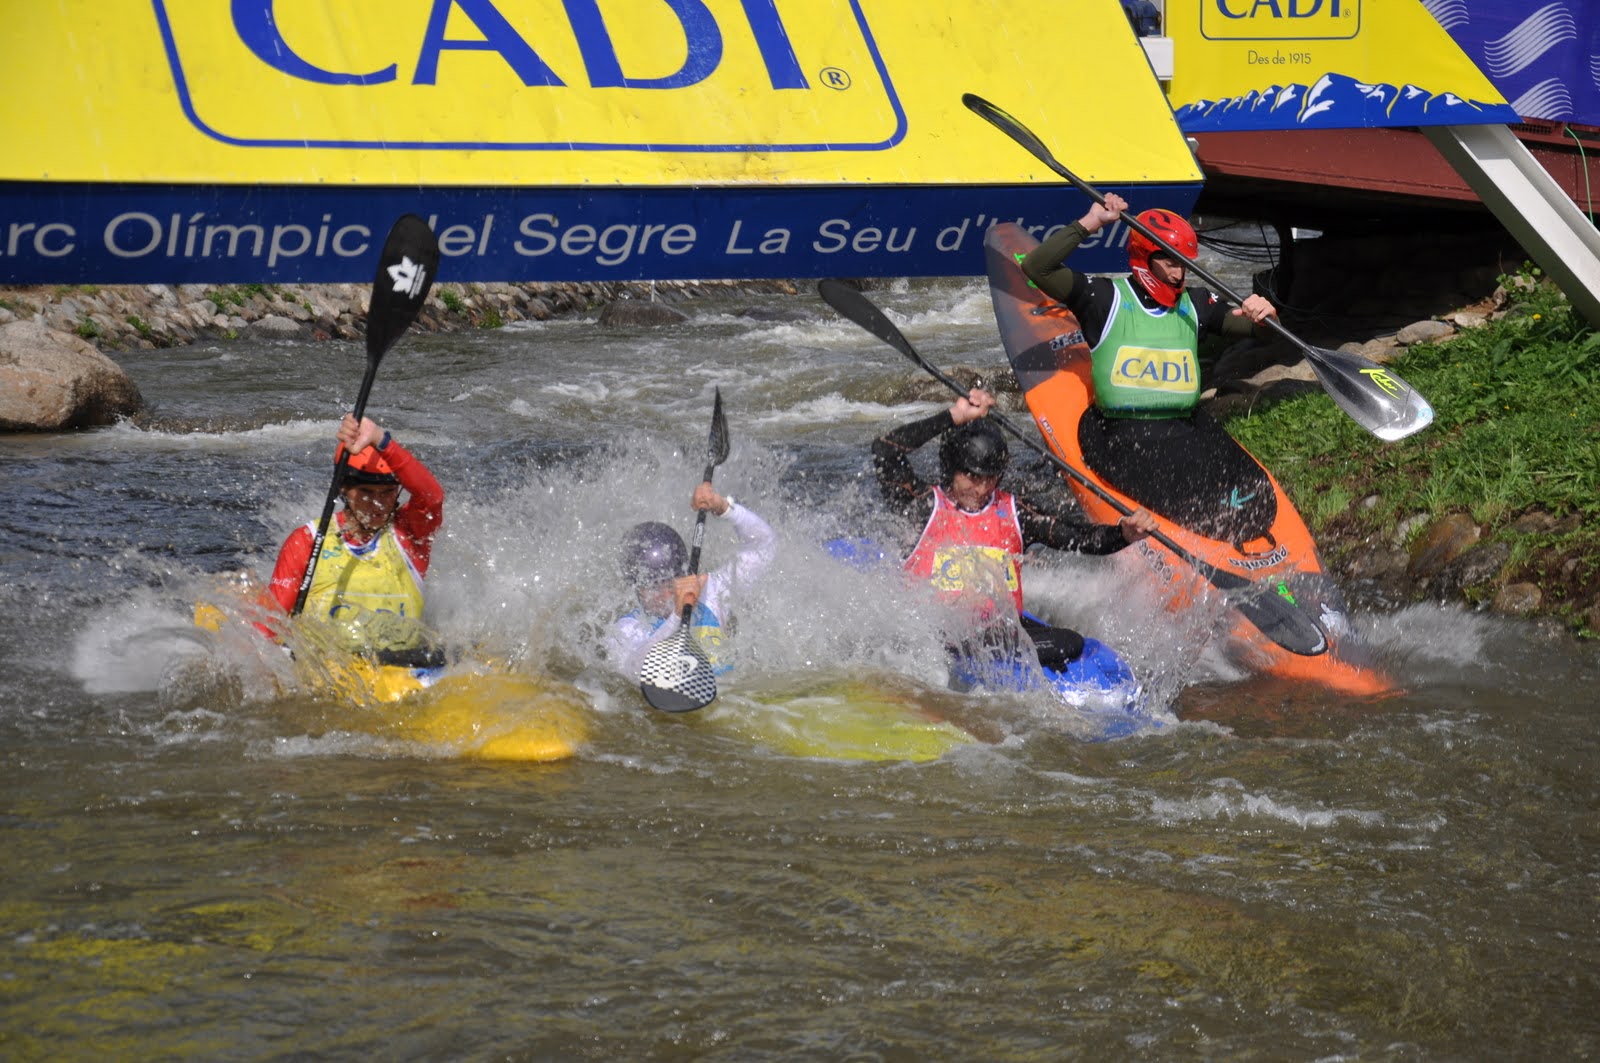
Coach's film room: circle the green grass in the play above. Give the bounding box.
[1222,267,1600,628]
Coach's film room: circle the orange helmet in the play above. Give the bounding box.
[335,442,399,486]
[1127,208,1198,308]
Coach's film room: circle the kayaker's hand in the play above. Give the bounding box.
[1232,294,1277,325]
[1119,508,1158,543]
[1080,193,1126,233]
[671,574,709,613]
[692,481,729,516]
[339,414,384,454]
[952,388,995,425]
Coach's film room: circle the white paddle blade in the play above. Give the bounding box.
[1305,345,1435,441]
[639,629,718,712]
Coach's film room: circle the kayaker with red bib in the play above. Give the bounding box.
[1020,195,1282,542]
[872,387,1155,671]
[262,414,443,661]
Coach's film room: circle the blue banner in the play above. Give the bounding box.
[0,182,1201,285]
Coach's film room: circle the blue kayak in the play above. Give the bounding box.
[826,537,1162,740]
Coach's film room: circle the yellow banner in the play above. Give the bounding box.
[1165,0,1515,130]
[3,0,1201,187]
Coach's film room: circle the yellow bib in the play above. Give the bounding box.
[304,523,426,653]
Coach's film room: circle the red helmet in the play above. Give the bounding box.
[335,442,399,486]
[1127,208,1198,308]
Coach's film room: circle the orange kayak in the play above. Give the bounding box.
[984,223,1395,696]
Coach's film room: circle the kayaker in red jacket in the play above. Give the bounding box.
[872,387,1155,669]
[262,414,443,658]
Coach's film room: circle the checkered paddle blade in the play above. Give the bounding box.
[639,629,718,712]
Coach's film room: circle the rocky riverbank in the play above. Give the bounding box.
[0,277,794,430]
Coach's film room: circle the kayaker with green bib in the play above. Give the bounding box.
[1020,194,1281,542]
[262,414,443,662]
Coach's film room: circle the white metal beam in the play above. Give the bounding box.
[1424,124,1600,328]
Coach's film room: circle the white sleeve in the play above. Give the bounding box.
[696,501,775,618]
[605,611,680,677]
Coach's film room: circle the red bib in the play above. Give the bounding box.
[903,487,1025,618]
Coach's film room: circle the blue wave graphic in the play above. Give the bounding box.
[1482,3,1577,79]
[1432,0,1600,125]
[1175,72,1518,132]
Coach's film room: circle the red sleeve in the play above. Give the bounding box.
[383,440,444,574]
[266,524,314,615]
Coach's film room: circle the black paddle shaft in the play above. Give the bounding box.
[681,387,731,591]
[638,388,732,712]
[290,215,440,617]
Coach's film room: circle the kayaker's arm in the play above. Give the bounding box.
[605,611,682,677]
[264,527,315,617]
[871,409,952,521]
[384,437,444,573]
[1014,495,1133,556]
[1019,221,1092,305]
[721,500,777,587]
[1191,287,1268,339]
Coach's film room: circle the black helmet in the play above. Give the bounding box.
[939,421,1008,483]
[620,521,688,587]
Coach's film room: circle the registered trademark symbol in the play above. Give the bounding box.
[819,67,851,90]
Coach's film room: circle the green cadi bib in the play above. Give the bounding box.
[1090,276,1201,417]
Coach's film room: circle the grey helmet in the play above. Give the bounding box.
[620,521,688,587]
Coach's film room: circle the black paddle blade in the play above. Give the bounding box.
[819,279,921,365]
[1203,568,1329,656]
[708,387,731,468]
[639,628,718,712]
[1302,343,1435,441]
[962,94,1064,178]
[367,214,440,364]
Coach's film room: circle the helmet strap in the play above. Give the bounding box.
[1130,263,1181,309]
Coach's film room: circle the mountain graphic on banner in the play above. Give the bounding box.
[1175,72,1516,132]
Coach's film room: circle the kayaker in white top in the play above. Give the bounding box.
[606,482,777,680]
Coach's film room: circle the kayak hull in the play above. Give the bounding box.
[952,637,1161,741]
[194,599,587,761]
[984,223,1394,697]
[702,677,977,762]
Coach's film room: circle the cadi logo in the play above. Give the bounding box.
[151,0,903,151]
[1199,0,1360,42]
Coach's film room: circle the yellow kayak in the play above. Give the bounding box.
[369,672,589,762]
[697,677,978,763]
[193,598,587,762]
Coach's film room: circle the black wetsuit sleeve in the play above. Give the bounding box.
[1020,222,1090,305]
[1021,224,1116,345]
[1191,285,1261,339]
[1015,493,1129,556]
[871,409,953,523]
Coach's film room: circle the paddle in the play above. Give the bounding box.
[639,388,733,711]
[960,92,1435,443]
[817,279,1329,658]
[290,214,441,617]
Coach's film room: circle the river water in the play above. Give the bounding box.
[4,276,1597,1059]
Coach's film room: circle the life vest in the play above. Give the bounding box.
[903,487,1025,618]
[625,602,730,674]
[302,519,427,653]
[1090,275,1201,417]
